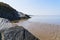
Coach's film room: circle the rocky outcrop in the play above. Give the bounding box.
[3,26,40,40]
[0,18,14,32]
[18,12,31,19]
[0,2,30,21]
[0,2,20,21]
[0,18,39,40]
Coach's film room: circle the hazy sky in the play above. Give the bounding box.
[0,0,60,15]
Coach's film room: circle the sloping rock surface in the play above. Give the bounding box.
[0,18,13,32]
[3,26,40,40]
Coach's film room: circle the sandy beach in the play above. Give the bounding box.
[17,16,60,40]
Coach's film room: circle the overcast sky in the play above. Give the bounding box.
[0,0,60,15]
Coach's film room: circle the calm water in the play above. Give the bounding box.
[29,15,60,25]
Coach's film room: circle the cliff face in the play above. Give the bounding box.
[0,2,30,21]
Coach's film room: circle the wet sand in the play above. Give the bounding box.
[17,17,60,40]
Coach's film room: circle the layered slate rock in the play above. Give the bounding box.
[0,18,13,32]
[0,18,10,40]
[3,26,40,40]
[0,2,30,21]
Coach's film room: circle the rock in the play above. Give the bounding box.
[0,18,14,32]
[3,26,40,40]
[0,2,30,21]
[0,2,20,21]
[18,12,31,19]
[0,18,38,40]
[25,14,31,19]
